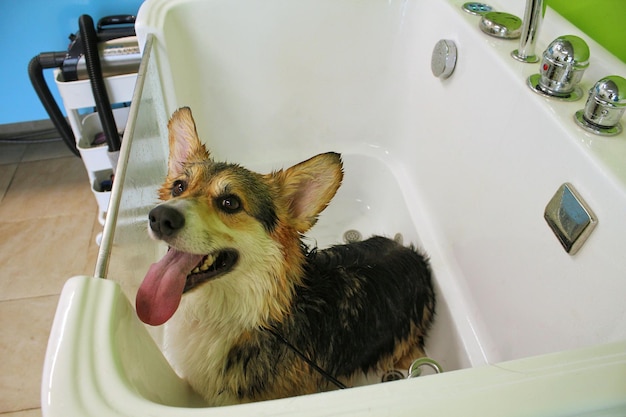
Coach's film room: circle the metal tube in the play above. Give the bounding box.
[511,0,544,63]
[94,34,154,279]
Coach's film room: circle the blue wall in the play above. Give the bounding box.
[0,0,144,125]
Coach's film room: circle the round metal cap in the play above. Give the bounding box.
[479,12,522,39]
[462,2,493,16]
[431,39,457,79]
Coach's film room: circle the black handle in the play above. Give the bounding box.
[97,15,136,31]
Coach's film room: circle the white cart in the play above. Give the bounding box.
[54,70,137,226]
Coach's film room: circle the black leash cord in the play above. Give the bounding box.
[266,328,348,390]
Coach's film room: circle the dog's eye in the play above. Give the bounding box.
[219,195,241,213]
[172,180,187,197]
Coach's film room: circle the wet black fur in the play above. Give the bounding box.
[224,236,435,400]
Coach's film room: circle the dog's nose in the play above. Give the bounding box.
[149,205,185,238]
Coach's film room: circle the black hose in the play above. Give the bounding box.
[79,14,121,152]
[28,53,80,157]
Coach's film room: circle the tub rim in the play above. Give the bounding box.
[42,275,626,417]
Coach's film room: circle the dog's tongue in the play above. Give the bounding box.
[136,249,204,326]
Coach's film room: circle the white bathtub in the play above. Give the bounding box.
[43,0,626,415]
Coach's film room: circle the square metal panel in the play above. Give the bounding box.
[544,183,597,255]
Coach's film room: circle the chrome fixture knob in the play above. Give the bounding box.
[527,35,590,101]
[575,75,626,136]
[479,12,522,39]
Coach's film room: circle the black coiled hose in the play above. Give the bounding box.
[28,53,80,157]
[79,14,121,153]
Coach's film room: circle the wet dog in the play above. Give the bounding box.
[136,107,435,405]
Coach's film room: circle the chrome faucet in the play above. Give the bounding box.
[527,35,590,101]
[575,76,626,136]
[511,0,544,63]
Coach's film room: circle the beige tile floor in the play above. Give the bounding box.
[0,140,101,416]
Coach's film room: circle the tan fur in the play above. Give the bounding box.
[155,108,344,403]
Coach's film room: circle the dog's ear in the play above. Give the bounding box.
[167,107,210,176]
[276,152,343,233]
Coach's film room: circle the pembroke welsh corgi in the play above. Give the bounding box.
[136,107,436,405]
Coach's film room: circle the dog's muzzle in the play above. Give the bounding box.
[149,205,185,239]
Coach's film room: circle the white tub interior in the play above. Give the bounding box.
[42,0,626,415]
[131,0,626,366]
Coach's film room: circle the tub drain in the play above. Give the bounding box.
[381,369,405,382]
[343,229,362,243]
